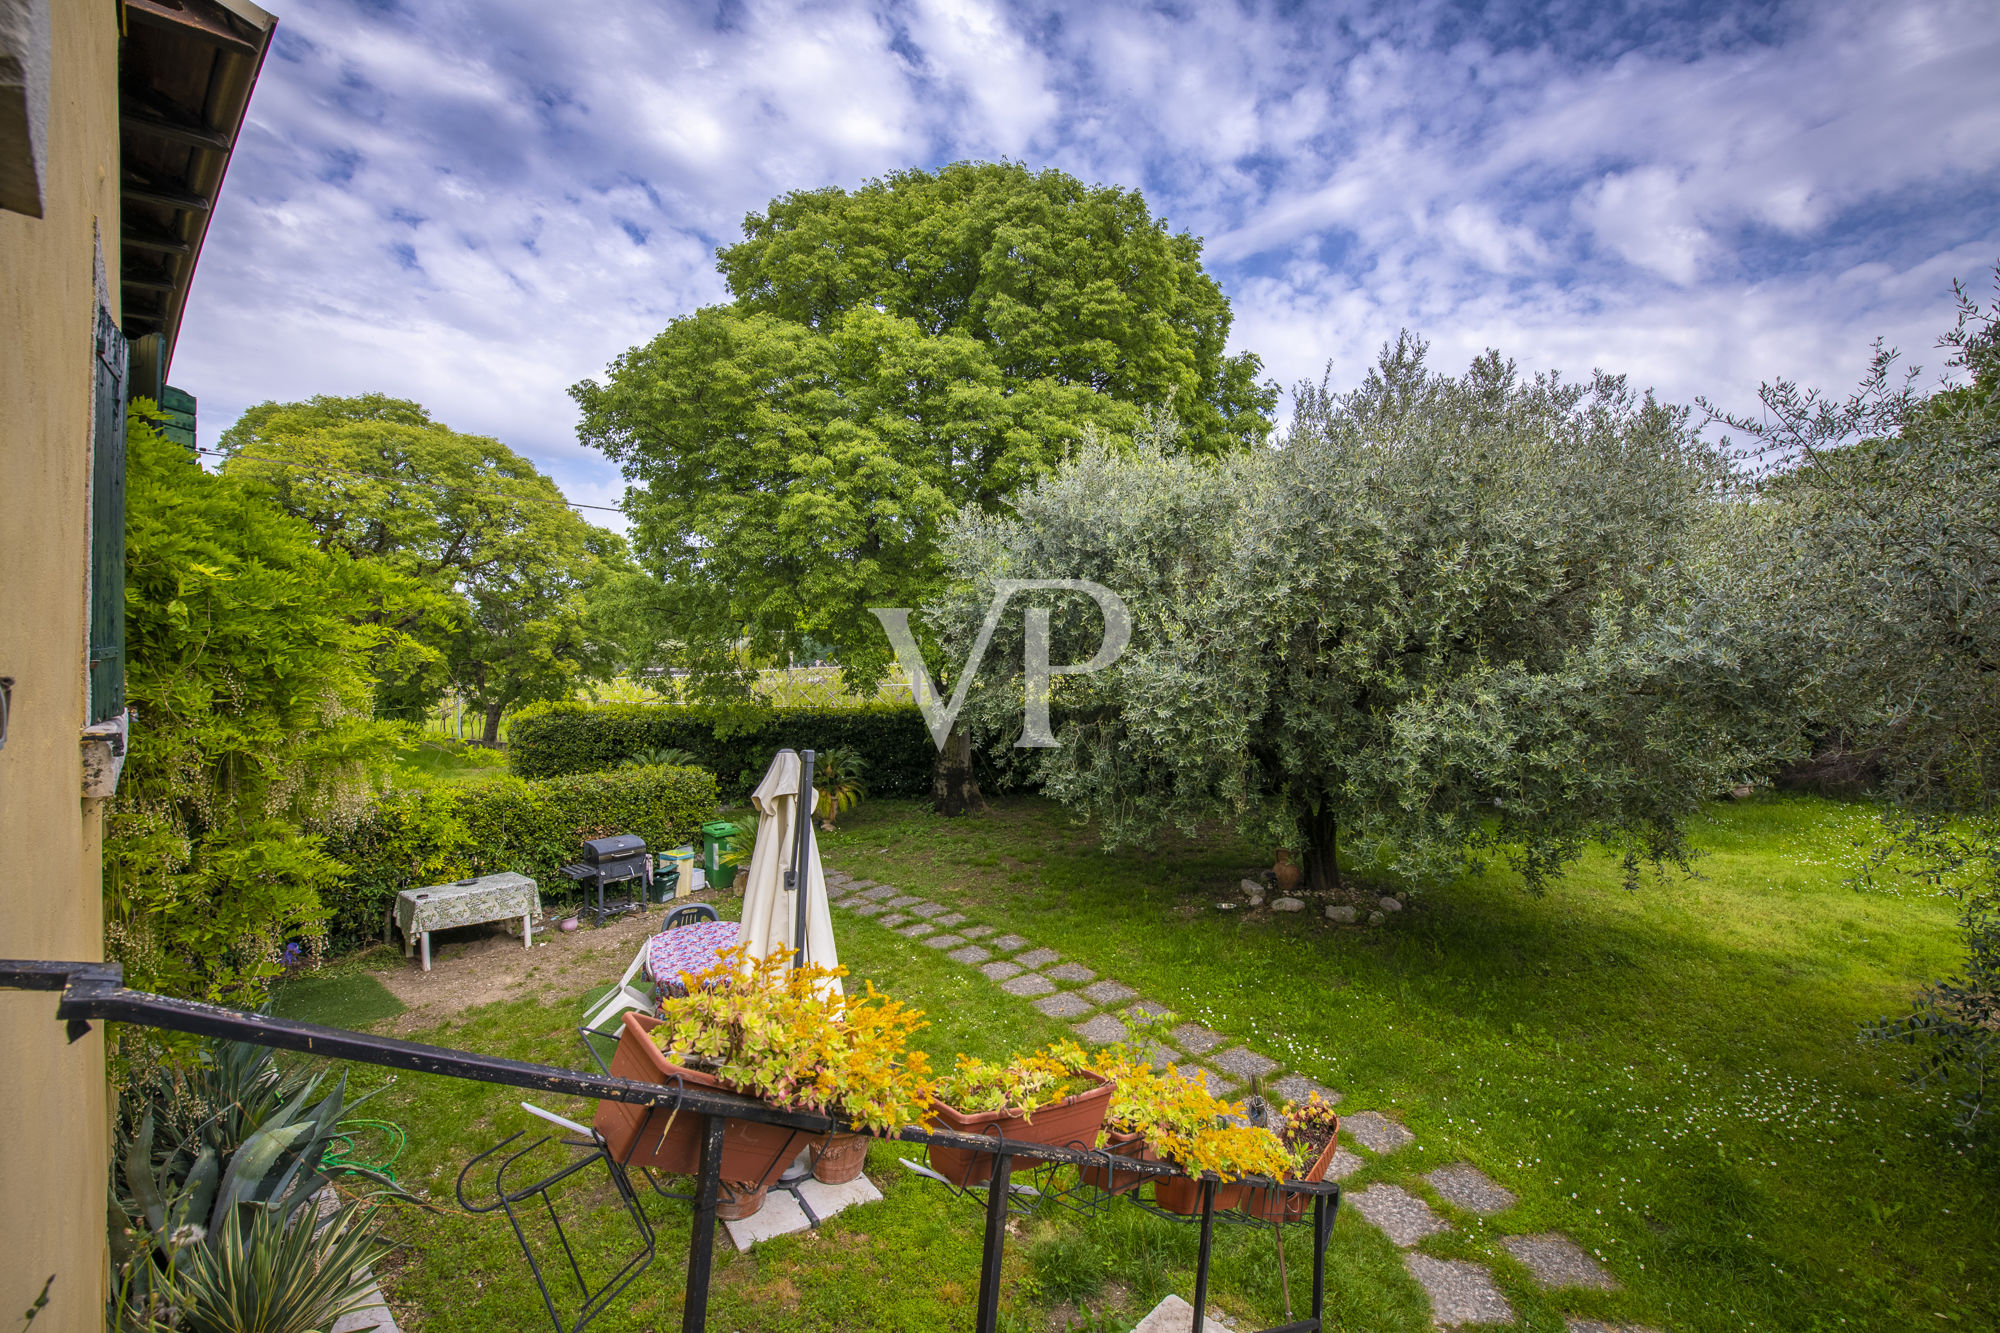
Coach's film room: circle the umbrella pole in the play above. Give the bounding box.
[792,749,816,968]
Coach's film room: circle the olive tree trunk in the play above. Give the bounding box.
[931,725,984,817]
[1303,806,1341,894]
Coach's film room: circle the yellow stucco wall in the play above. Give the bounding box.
[0,0,121,1325]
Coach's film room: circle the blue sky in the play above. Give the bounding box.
[174,0,2000,524]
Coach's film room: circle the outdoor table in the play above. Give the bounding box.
[396,872,541,971]
[644,919,742,998]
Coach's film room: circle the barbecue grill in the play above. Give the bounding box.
[559,834,651,925]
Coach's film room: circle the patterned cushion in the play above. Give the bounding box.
[644,920,742,998]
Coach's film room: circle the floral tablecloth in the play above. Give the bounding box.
[644,920,742,998]
[395,872,540,949]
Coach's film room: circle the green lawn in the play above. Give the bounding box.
[321,791,1989,1332]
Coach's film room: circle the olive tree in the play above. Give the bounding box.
[932,337,1770,894]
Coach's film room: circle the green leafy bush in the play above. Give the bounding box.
[323,764,719,947]
[507,701,935,798]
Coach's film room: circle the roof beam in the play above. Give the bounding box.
[120,106,232,154]
[122,224,192,256]
[124,0,262,57]
[122,179,212,214]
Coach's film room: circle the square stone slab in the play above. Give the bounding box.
[887,895,924,910]
[1349,1183,1451,1246]
[933,911,967,927]
[1081,979,1138,1006]
[875,912,911,929]
[859,885,898,900]
[1426,1163,1515,1216]
[1135,1041,1177,1072]
[1001,973,1056,997]
[843,878,875,890]
[989,933,1030,952]
[1212,1046,1279,1080]
[1403,1254,1514,1327]
[824,871,853,883]
[1173,1064,1239,1097]
[959,924,995,939]
[1034,991,1095,1019]
[1343,1111,1416,1154]
[906,901,949,918]
[1073,1013,1129,1044]
[1015,947,1060,969]
[898,922,937,938]
[1045,962,1095,983]
[848,902,887,917]
[1501,1233,1618,1291]
[1324,1148,1368,1181]
[981,960,1024,982]
[948,944,991,965]
[1270,1073,1341,1106]
[1126,999,1175,1022]
[924,932,968,950]
[1170,1023,1226,1055]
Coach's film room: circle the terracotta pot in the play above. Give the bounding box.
[592,1012,813,1192]
[1272,849,1301,895]
[1153,1172,1247,1216]
[1237,1117,1340,1223]
[810,1131,870,1185]
[925,1072,1116,1187]
[715,1179,769,1221]
[1080,1127,1153,1194]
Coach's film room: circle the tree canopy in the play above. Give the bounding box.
[931,338,1767,894]
[572,160,1276,712]
[221,394,624,740]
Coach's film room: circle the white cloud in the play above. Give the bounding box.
[169,0,2000,534]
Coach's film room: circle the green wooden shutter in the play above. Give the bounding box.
[88,305,128,724]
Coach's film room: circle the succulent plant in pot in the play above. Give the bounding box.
[1240,1091,1342,1222]
[595,945,933,1213]
[925,1048,1116,1187]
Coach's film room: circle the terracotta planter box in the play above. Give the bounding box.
[810,1131,871,1185]
[1080,1127,1154,1194]
[1238,1119,1340,1223]
[925,1072,1115,1187]
[593,1012,812,1193]
[1154,1171,1247,1216]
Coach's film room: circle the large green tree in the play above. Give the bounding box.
[931,337,1772,893]
[573,161,1276,808]
[221,395,625,742]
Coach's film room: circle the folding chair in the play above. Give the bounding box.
[576,904,720,1074]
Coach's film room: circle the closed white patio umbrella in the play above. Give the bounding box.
[737,748,841,994]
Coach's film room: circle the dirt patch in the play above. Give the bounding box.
[373,889,739,1034]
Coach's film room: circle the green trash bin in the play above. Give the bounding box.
[701,820,739,884]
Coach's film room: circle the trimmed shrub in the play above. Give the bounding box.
[324,764,718,949]
[507,702,937,798]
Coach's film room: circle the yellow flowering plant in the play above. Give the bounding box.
[648,944,934,1134]
[932,1048,1100,1120]
[1043,1039,1293,1182]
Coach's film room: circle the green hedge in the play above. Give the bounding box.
[507,702,937,798]
[323,764,718,949]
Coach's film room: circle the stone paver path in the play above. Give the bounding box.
[1404,1255,1515,1327]
[1081,979,1137,1006]
[1427,1163,1515,1215]
[1502,1234,1618,1291]
[1034,992,1094,1019]
[1344,1111,1416,1154]
[1349,1184,1452,1246]
[1074,1013,1128,1044]
[823,861,1645,1330]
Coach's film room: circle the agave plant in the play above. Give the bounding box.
[111,1037,406,1331]
[169,1199,391,1333]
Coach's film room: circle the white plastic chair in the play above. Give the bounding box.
[578,944,655,1073]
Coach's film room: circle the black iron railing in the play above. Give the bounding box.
[2,960,1341,1333]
